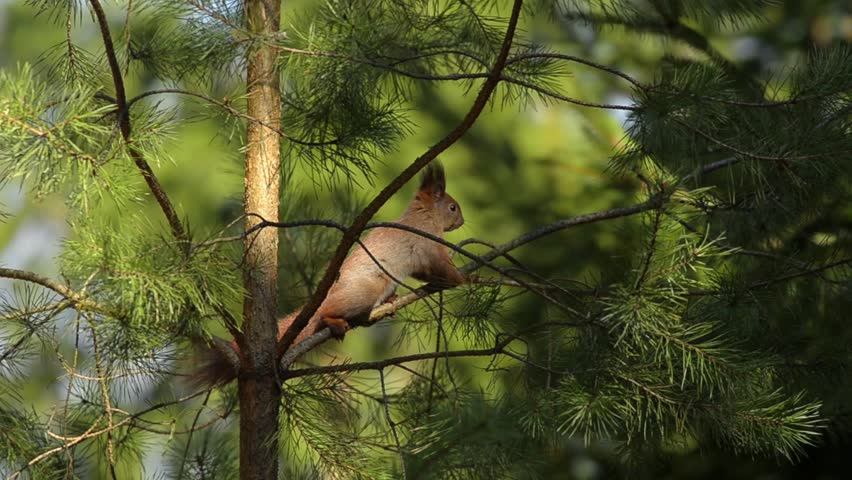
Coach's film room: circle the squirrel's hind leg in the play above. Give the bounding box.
[322,316,349,339]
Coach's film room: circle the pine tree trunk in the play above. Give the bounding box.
[240,0,282,478]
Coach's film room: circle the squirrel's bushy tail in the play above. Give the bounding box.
[190,337,242,388]
[191,311,323,388]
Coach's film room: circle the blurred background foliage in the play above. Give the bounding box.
[0,0,851,478]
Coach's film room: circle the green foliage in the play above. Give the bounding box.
[0,65,137,206]
[556,0,775,29]
[404,394,539,479]
[445,283,504,347]
[0,392,67,479]
[126,0,247,83]
[0,285,58,373]
[1,0,851,478]
[709,389,823,460]
[164,427,240,480]
[60,216,241,336]
[277,0,567,182]
[547,207,824,460]
[281,374,385,478]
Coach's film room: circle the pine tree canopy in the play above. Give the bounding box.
[0,0,850,478]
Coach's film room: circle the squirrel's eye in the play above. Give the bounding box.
[449,204,457,212]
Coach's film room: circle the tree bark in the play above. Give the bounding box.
[240,0,282,478]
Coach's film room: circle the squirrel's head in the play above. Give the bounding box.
[417,162,464,232]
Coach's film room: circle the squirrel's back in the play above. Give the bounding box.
[192,161,466,387]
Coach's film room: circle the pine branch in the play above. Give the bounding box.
[88,0,187,243]
[176,390,213,480]
[478,197,662,263]
[0,268,114,318]
[0,110,101,168]
[634,207,664,290]
[653,13,758,92]
[278,42,827,113]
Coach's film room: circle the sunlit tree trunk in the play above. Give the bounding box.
[240,0,282,478]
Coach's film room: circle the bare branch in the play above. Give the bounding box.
[474,198,660,264]
[284,338,516,379]
[277,48,640,111]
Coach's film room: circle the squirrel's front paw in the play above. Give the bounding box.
[323,317,349,340]
[383,294,399,304]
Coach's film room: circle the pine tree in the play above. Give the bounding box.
[1,0,850,478]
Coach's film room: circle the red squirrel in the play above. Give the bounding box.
[196,162,467,386]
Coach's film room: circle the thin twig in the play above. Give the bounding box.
[426,293,444,415]
[379,369,407,480]
[177,390,213,480]
[502,75,640,111]
[126,88,291,140]
[89,325,118,480]
[634,206,663,290]
[506,52,644,88]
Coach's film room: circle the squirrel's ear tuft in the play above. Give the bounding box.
[419,161,446,196]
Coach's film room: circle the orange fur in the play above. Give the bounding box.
[195,162,466,386]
